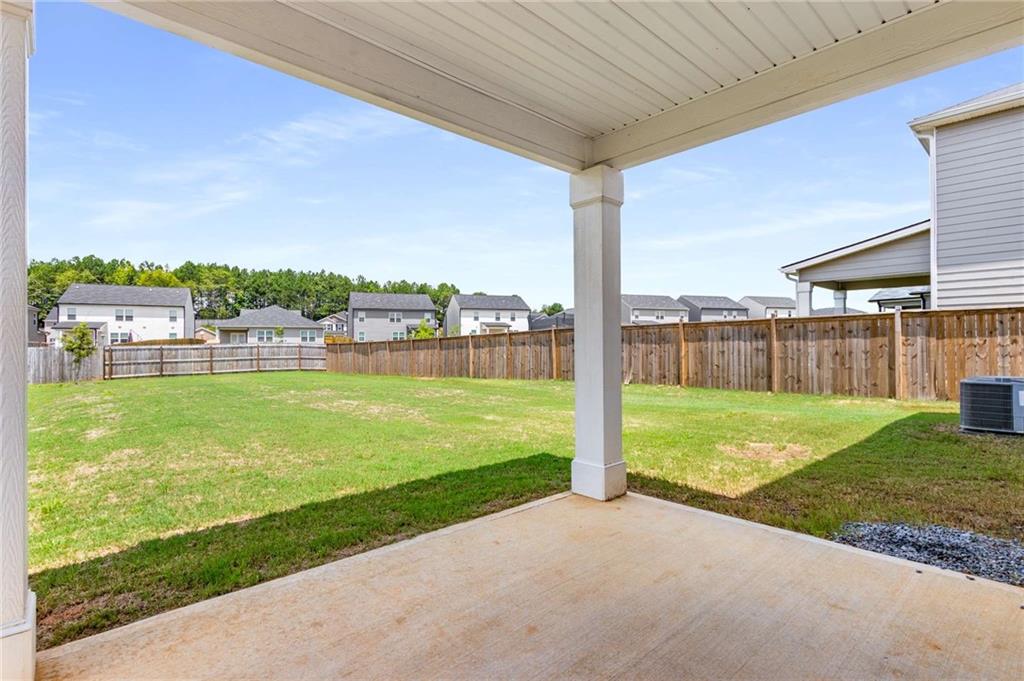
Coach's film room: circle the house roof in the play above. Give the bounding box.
[910,82,1024,132]
[869,286,931,303]
[58,283,192,308]
[217,305,320,329]
[349,292,435,311]
[451,294,530,310]
[677,295,746,311]
[317,312,348,323]
[621,294,686,310]
[780,220,931,274]
[27,304,38,312]
[44,308,57,323]
[741,296,796,308]
[52,321,107,330]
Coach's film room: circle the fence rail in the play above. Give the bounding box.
[104,343,326,379]
[326,307,1024,401]
[27,346,104,384]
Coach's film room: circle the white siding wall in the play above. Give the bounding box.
[458,309,530,335]
[218,328,323,344]
[58,304,186,343]
[799,231,931,284]
[934,108,1024,308]
[625,308,687,324]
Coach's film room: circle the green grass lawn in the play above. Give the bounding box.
[29,373,1024,648]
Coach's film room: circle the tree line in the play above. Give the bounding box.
[28,256,461,323]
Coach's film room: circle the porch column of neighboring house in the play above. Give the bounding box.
[570,166,626,501]
[0,3,35,680]
[796,281,813,317]
[833,288,848,314]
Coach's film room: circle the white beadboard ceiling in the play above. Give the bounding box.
[98,1,1023,170]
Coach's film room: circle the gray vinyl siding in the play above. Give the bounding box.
[444,298,461,336]
[799,231,931,285]
[350,308,434,342]
[934,108,1024,308]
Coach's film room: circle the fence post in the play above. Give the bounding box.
[770,317,780,393]
[505,332,513,379]
[159,346,164,377]
[209,345,214,375]
[893,308,904,400]
[550,328,559,380]
[436,337,442,377]
[468,334,475,378]
[386,339,393,375]
[297,342,303,371]
[256,344,261,372]
[677,321,687,387]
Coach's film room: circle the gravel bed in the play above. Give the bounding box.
[833,522,1024,587]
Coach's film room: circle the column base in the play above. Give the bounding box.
[1,591,35,681]
[571,459,627,501]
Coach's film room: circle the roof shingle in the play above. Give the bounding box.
[216,305,320,329]
[621,294,686,310]
[58,283,192,308]
[451,294,530,310]
[677,295,746,310]
[348,292,435,311]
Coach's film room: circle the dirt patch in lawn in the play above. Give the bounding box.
[717,442,812,463]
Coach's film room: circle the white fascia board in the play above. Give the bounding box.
[591,1,1024,169]
[909,88,1024,133]
[94,0,589,171]
[779,221,932,275]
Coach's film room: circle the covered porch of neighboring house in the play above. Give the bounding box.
[780,220,933,316]
[3,2,1023,679]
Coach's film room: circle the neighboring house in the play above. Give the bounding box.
[348,292,436,342]
[781,83,1023,315]
[194,326,219,344]
[869,286,931,311]
[213,305,323,344]
[318,312,348,336]
[47,283,194,347]
[444,294,530,336]
[620,295,688,325]
[530,308,575,330]
[26,305,45,345]
[676,295,749,322]
[739,296,797,319]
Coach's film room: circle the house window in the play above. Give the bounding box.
[470,329,477,335]
[115,308,134,322]
[389,312,402,323]
[66,307,77,321]
[424,312,430,319]
[169,309,178,322]
[633,310,639,320]
[392,331,406,341]
[473,311,479,321]
[357,331,366,342]
[495,312,501,321]
[357,311,365,322]
[656,311,665,320]
[256,329,274,343]
[300,330,316,343]
[110,332,130,344]
[168,332,177,340]
[511,311,516,322]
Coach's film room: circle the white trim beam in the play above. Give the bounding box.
[592,1,1024,169]
[570,166,626,501]
[94,0,590,171]
[0,3,36,679]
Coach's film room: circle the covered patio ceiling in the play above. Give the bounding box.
[98,1,1024,171]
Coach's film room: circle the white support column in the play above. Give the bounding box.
[0,3,35,680]
[570,166,626,501]
[833,289,848,315]
[796,281,813,317]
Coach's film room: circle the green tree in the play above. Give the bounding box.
[136,268,184,288]
[109,263,138,286]
[61,323,97,383]
[541,302,564,316]
[274,326,285,342]
[412,319,435,339]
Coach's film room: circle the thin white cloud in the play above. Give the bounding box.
[626,165,732,201]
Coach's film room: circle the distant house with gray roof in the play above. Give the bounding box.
[213,305,322,345]
[868,286,930,311]
[445,294,530,336]
[621,295,688,325]
[739,296,797,319]
[348,292,436,342]
[530,308,575,330]
[48,283,194,347]
[676,295,748,322]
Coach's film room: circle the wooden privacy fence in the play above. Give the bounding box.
[104,343,327,379]
[27,346,104,384]
[326,307,1024,401]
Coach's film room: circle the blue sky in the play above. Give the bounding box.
[28,2,1024,311]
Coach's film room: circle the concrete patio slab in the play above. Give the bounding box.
[38,492,1023,680]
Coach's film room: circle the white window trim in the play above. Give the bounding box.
[169,309,178,322]
[389,311,403,323]
[66,307,77,321]
[357,311,365,322]
[357,331,366,342]
[300,329,316,343]
[256,328,274,343]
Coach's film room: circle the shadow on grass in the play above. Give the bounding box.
[32,453,570,650]
[629,411,1024,542]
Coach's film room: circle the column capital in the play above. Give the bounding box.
[1,1,34,57]
[570,165,623,209]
